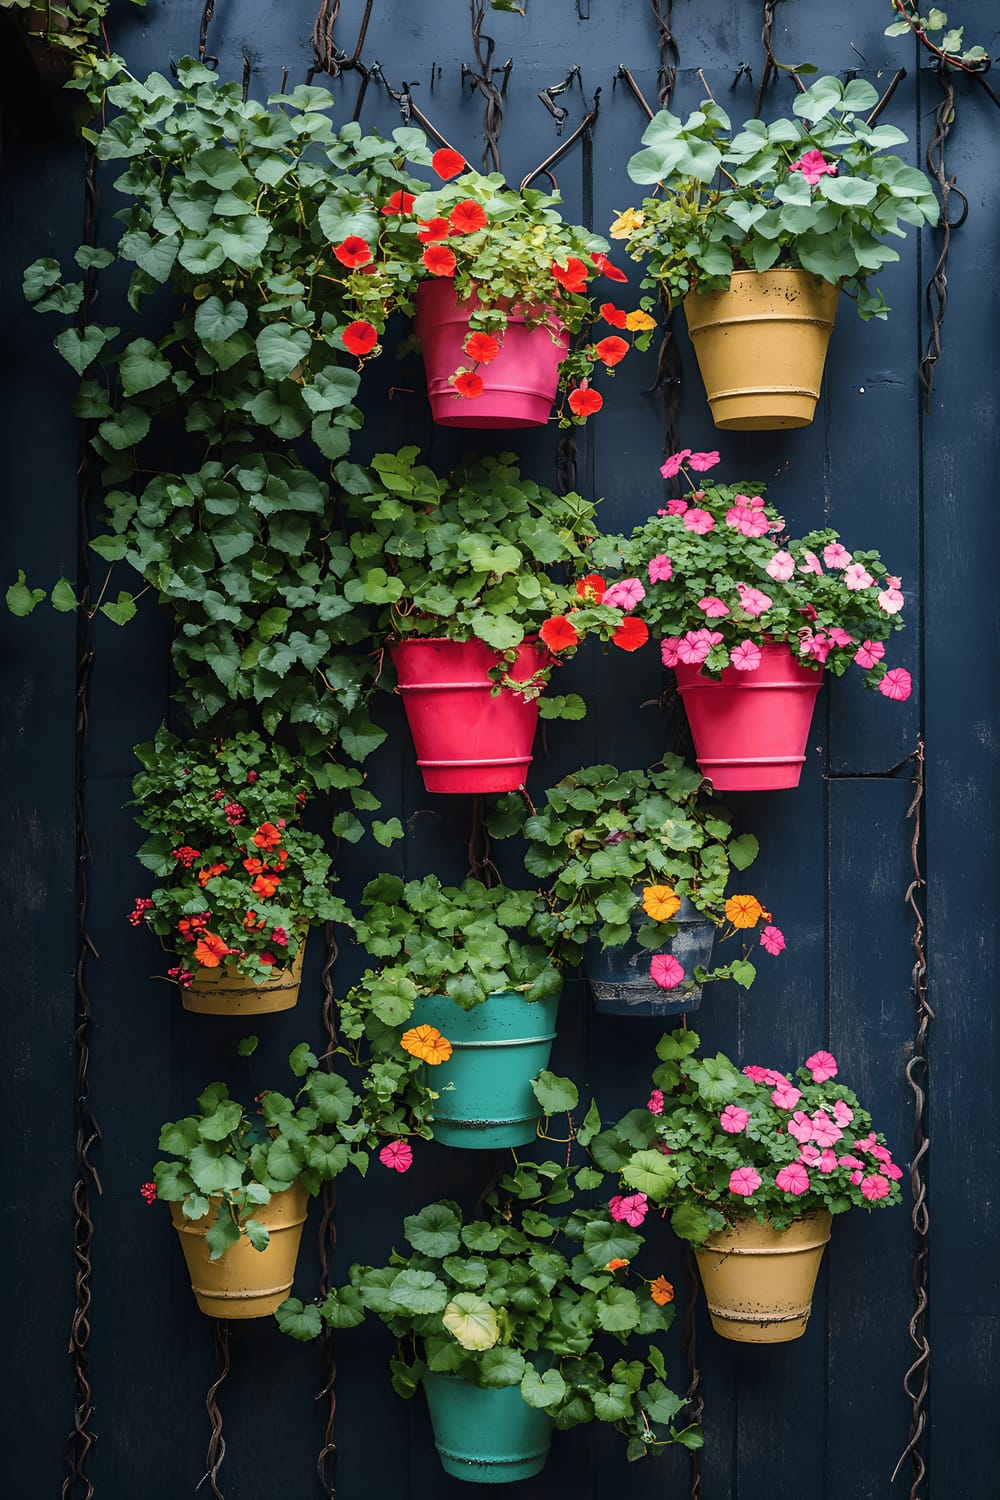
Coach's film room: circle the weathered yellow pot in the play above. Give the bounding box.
[694,1211,832,1343]
[169,1183,309,1319]
[182,933,307,1016]
[683,270,840,430]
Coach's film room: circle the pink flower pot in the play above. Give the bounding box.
[673,641,823,791]
[415,280,568,428]
[389,637,549,794]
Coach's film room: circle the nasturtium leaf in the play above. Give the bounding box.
[520,1366,567,1410]
[54,324,118,375]
[621,1149,677,1200]
[387,1270,450,1315]
[442,1293,500,1350]
[592,1383,634,1421]
[478,1346,526,1387]
[638,1379,683,1426]
[404,1202,462,1258]
[256,325,312,381]
[119,338,171,395]
[531,1071,579,1114]
[583,1220,643,1268]
[195,296,249,344]
[275,1297,323,1341]
[596,1287,641,1333]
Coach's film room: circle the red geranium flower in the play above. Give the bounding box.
[594,335,629,367]
[417,217,451,243]
[452,371,484,399]
[575,574,607,603]
[539,615,580,652]
[422,244,457,277]
[333,236,372,269]
[449,200,488,234]
[464,332,501,364]
[612,617,649,652]
[432,147,467,180]
[550,257,589,294]
[567,385,603,418]
[380,190,415,216]
[342,320,379,356]
[592,251,628,282]
[600,302,628,328]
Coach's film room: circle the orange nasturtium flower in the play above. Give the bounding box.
[252,873,281,898]
[253,822,283,850]
[724,894,764,929]
[606,1258,629,1272]
[642,885,682,923]
[650,1275,675,1306]
[400,1024,454,1066]
[194,932,231,968]
[625,309,657,333]
[197,862,228,888]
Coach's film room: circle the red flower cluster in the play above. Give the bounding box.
[127,896,155,927]
[171,845,201,868]
[139,1181,157,1204]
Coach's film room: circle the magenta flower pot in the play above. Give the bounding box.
[673,641,823,791]
[388,637,548,794]
[415,280,568,428]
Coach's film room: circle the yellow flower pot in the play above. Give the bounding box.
[168,1183,309,1319]
[683,270,840,430]
[182,933,307,1016]
[694,1211,832,1343]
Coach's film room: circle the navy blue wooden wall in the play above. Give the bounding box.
[2,2,998,1496]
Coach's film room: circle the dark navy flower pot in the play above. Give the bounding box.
[585,898,716,1017]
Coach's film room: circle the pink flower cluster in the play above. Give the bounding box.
[660,629,723,667]
[609,1191,649,1227]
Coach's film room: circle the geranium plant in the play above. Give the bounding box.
[340,448,648,720]
[277,1163,701,1460]
[614,73,938,319]
[148,1038,371,1260]
[590,1028,903,1247]
[591,449,910,699]
[128,727,351,987]
[488,757,783,993]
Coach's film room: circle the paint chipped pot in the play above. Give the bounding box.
[422,1373,553,1483]
[694,1211,832,1343]
[182,932,307,1015]
[585,898,716,1017]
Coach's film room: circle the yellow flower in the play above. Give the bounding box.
[624,309,657,332]
[400,1024,454,1065]
[609,207,645,238]
[650,1275,674,1306]
[606,1258,629,1272]
[642,884,682,923]
[724,894,764,929]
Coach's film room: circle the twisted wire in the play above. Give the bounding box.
[308,0,375,84]
[681,1249,703,1499]
[200,1322,230,1499]
[648,0,678,109]
[464,1,512,173]
[919,70,967,415]
[62,136,103,1500]
[891,740,931,1496]
[198,0,218,69]
[315,921,342,1497]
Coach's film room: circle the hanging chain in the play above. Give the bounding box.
[315,921,342,1498]
[891,739,931,1496]
[62,136,103,1500]
[201,1322,230,1499]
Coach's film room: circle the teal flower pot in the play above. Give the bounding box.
[410,989,560,1149]
[422,1373,552,1483]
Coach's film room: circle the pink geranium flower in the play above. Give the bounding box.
[832,1099,854,1127]
[665,498,689,515]
[766,550,795,581]
[798,551,823,576]
[789,148,837,186]
[760,925,785,955]
[648,553,673,583]
[647,1089,665,1115]
[743,1065,770,1083]
[845,562,875,591]
[883,1162,904,1181]
[818,1149,839,1174]
[879,668,912,701]
[805,1049,838,1082]
[860,1173,891,1202]
[788,1111,813,1143]
[771,1082,802,1110]
[838,1155,863,1170]
[687,450,720,471]
[850,1168,864,1185]
[810,1111,843,1148]
[870,1143,893,1164]
[855,1132,877,1154]
[736,586,773,617]
[698,596,730,618]
[727,505,771,538]
[853,639,885,669]
[823,542,851,568]
[731,640,762,672]
[661,637,683,667]
[677,630,719,665]
[799,1144,821,1165]
[603,577,646,611]
[609,1192,649,1226]
[683,507,715,534]
[729,1166,762,1197]
[877,586,905,614]
[776,1162,811,1195]
[826,626,854,648]
[650,953,685,989]
[720,1105,750,1134]
[659,449,691,478]
[379,1140,413,1173]
[805,632,832,665]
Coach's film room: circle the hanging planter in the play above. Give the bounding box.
[168,1184,309,1319]
[415,280,568,429]
[182,933,307,1016]
[693,1211,832,1343]
[586,899,716,1017]
[682,271,840,431]
[673,640,823,791]
[389,637,549,794]
[408,989,560,1149]
[422,1374,553,1483]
